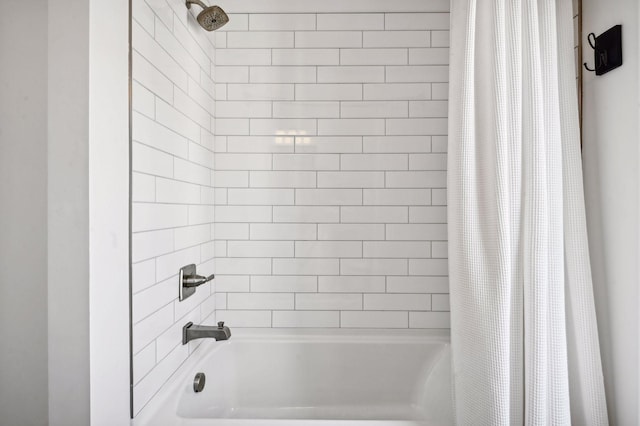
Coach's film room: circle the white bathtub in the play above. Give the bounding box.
[133,329,453,426]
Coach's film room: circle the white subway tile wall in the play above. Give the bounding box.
[213,2,450,331]
[131,0,459,416]
[131,0,217,415]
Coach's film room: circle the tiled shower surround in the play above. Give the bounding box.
[213,1,450,329]
[131,0,450,416]
[131,0,217,414]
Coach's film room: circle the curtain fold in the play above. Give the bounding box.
[447,0,608,424]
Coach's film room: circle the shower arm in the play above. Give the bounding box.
[186,0,208,11]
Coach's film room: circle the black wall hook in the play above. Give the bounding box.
[583,33,596,72]
[583,25,623,76]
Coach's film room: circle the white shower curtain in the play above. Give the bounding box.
[447,0,608,424]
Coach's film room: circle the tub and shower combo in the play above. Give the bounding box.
[132,0,605,423]
[132,0,455,423]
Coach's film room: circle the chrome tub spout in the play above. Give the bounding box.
[183,321,231,344]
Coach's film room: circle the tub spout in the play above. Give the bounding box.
[183,321,231,345]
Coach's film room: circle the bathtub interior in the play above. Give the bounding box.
[154,332,454,424]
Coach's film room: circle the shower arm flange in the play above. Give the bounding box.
[186,0,208,11]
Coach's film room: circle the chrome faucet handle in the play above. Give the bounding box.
[183,273,215,287]
[217,321,225,329]
[179,264,215,302]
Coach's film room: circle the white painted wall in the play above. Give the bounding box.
[48,0,130,424]
[0,1,49,425]
[88,0,130,424]
[2,0,129,423]
[581,0,640,424]
[47,1,91,423]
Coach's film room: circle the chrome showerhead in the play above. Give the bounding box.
[186,0,229,31]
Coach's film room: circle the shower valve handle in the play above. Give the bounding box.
[179,264,214,302]
[182,273,215,288]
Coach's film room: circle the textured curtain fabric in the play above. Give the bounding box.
[447,0,608,424]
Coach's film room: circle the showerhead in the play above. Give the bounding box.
[186,0,229,31]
